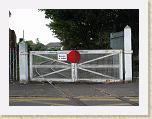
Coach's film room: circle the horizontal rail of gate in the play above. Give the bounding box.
[30,50,123,82]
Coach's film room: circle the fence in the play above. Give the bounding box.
[9,29,17,81]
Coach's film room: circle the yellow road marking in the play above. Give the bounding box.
[79,98,121,101]
[75,96,122,101]
[98,103,132,106]
[75,96,118,99]
[49,103,69,106]
[10,96,121,102]
[10,96,138,105]
[128,99,139,101]
[10,98,68,106]
[29,100,68,106]
[10,97,69,101]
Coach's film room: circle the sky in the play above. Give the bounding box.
[9,9,60,45]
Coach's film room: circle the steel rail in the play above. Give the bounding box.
[48,81,87,106]
[95,88,139,106]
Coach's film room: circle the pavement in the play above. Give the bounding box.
[9,81,139,106]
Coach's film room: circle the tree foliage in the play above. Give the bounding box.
[41,9,139,54]
[25,38,47,51]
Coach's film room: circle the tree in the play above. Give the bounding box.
[34,38,47,51]
[25,39,47,51]
[25,40,35,51]
[41,9,139,55]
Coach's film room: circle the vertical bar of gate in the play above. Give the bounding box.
[15,46,18,81]
[9,48,11,81]
[71,63,77,82]
[12,49,14,80]
[119,50,123,80]
[75,63,78,82]
[30,52,33,81]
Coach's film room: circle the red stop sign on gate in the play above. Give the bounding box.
[68,50,80,63]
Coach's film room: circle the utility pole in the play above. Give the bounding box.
[23,30,24,40]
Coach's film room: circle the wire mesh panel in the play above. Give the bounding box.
[30,51,72,82]
[77,50,123,82]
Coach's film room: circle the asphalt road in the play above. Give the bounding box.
[9,81,139,106]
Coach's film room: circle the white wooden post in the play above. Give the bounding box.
[19,41,28,84]
[124,25,133,81]
[71,63,77,82]
[30,52,33,81]
[119,50,123,80]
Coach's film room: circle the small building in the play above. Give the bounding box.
[9,28,17,81]
[9,29,17,49]
[46,42,62,51]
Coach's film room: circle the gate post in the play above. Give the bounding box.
[124,25,133,81]
[29,52,33,81]
[119,50,123,80]
[19,41,28,84]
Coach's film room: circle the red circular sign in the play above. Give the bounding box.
[68,50,80,63]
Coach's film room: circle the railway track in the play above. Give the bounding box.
[94,88,139,106]
[46,81,138,106]
[47,81,87,106]
[9,81,139,106]
[34,58,87,106]
[32,56,138,106]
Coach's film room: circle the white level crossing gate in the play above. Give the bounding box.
[30,50,123,82]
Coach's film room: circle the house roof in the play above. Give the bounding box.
[46,42,62,48]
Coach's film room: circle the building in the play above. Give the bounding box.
[9,28,17,81]
[46,42,62,50]
[9,29,16,48]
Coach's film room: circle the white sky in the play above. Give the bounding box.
[9,9,60,45]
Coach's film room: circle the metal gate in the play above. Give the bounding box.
[77,50,123,82]
[30,50,123,82]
